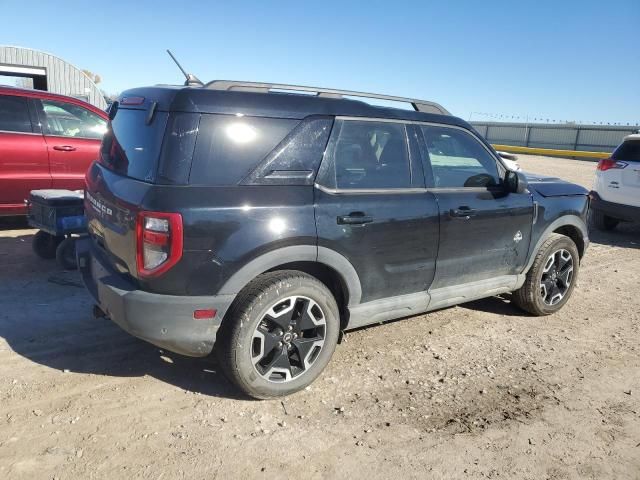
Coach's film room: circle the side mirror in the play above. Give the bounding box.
[505,170,528,194]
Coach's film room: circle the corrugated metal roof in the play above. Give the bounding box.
[0,45,107,109]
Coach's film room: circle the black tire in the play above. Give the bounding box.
[55,237,78,270]
[32,231,63,260]
[590,209,618,231]
[512,233,580,316]
[215,270,340,399]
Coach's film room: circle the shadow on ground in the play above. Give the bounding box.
[0,216,30,231]
[2,217,637,401]
[588,221,640,249]
[460,294,525,317]
[0,232,245,400]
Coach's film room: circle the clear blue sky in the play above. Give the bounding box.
[3,0,639,124]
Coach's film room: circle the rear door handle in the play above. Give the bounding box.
[53,145,77,152]
[337,212,373,225]
[450,206,476,218]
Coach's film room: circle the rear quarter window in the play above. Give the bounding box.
[612,140,640,162]
[189,114,299,186]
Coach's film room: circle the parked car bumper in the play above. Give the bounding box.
[76,237,235,357]
[590,191,640,223]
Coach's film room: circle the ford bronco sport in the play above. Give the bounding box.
[77,80,589,399]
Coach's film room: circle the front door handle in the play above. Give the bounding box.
[53,145,77,152]
[337,212,373,225]
[450,206,476,218]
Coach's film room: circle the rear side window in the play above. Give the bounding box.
[189,115,299,186]
[318,119,411,189]
[99,108,169,182]
[0,95,32,133]
[612,140,640,161]
[421,126,500,188]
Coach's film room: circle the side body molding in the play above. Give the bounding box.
[217,245,363,307]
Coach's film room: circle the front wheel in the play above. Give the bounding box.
[215,271,340,399]
[512,233,580,316]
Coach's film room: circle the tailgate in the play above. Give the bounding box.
[85,162,151,276]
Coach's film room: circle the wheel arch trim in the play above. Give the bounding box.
[217,245,362,306]
[519,215,588,285]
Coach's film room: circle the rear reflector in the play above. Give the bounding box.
[193,309,217,320]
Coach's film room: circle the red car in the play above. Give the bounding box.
[0,86,108,216]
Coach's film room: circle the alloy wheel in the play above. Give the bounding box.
[540,249,574,306]
[251,296,326,383]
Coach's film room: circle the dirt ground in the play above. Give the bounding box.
[0,154,638,480]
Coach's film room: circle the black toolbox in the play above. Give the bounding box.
[28,189,86,236]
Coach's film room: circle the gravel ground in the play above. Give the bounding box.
[0,154,638,480]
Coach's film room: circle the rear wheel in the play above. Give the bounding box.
[215,270,340,399]
[512,233,579,316]
[590,209,618,231]
[32,231,63,260]
[55,237,78,270]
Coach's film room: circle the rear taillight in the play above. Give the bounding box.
[597,158,628,171]
[136,211,183,278]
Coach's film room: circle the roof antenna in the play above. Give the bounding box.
[166,49,203,87]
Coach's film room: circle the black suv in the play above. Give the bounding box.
[77,81,589,398]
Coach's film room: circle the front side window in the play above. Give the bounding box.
[39,99,107,139]
[323,120,411,189]
[421,126,500,188]
[0,95,32,133]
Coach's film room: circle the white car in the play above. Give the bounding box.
[496,151,521,171]
[590,134,640,230]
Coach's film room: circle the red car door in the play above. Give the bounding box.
[35,98,107,191]
[0,94,50,215]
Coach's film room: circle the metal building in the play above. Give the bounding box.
[0,45,107,109]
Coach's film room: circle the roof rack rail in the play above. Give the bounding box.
[204,80,451,116]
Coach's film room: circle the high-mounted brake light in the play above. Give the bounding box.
[597,158,628,171]
[136,211,183,278]
[120,96,145,105]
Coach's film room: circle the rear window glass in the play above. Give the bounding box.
[613,140,640,161]
[99,109,168,182]
[318,119,412,189]
[189,115,299,186]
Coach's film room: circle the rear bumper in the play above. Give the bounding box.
[76,238,235,357]
[590,191,640,223]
